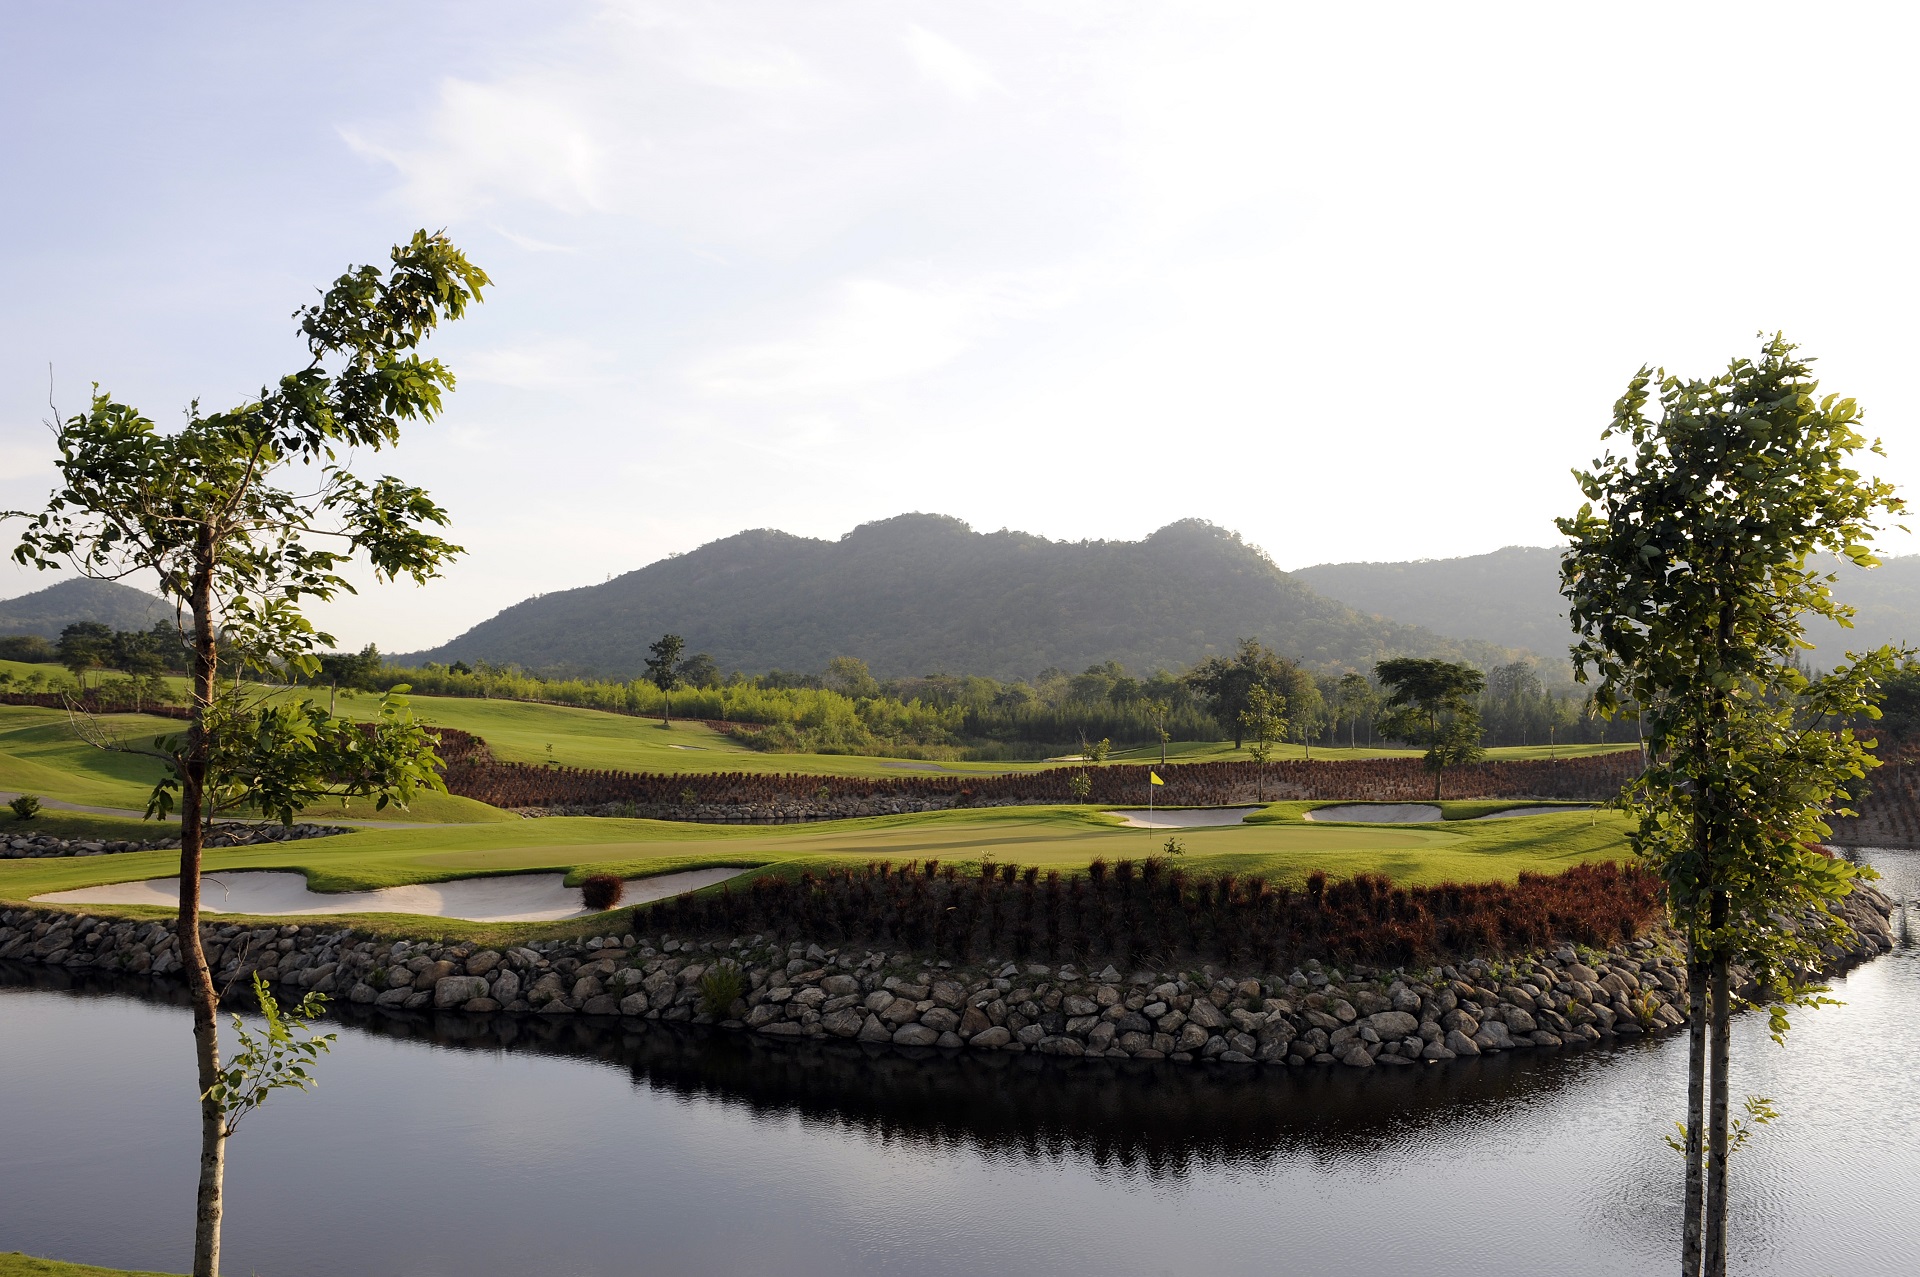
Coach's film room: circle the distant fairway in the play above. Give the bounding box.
[0,801,1636,943]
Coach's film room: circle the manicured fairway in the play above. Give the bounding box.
[0,706,512,824]
[0,802,1635,944]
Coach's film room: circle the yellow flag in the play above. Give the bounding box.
[1149,771,1164,786]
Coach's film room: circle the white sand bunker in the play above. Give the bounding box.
[34,868,747,923]
[1108,807,1259,829]
[1304,804,1442,823]
[1475,805,1595,820]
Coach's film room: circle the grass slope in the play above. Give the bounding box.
[0,803,1634,947]
[0,706,511,825]
[0,1255,177,1277]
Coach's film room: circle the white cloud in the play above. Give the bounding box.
[342,77,605,218]
[904,25,1002,101]
[689,279,997,395]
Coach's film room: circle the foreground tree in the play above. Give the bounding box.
[1373,657,1485,798]
[10,231,485,1277]
[646,633,686,726]
[1558,337,1902,1277]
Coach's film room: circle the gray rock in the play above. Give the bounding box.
[1422,1039,1457,1060]
[935,1031,964,1049]
[821,973,860,997]
[970,1026,1012,1048]
[1366,1010,1419,1039]
[619,993,650,1016]
[348,982,378,1004]
[892,1023,940,1047]
[821,1007,865,1037]
[1444,1029,1481,1056]
[1187,999,1228,1030]
[857,1013,894,1044]
[1505,1007,1538,1034]
[433,975,490,1009]
[375,986,413,1008]
[1337,1044,1374,1067]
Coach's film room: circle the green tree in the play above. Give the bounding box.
[1373,657,1485,799]
[646,633,686,726]
[1334,671,1375,748]
[57,619,114,686]
[676,651,721,690]
[1238,683,1286,801]
[9,231,483,1277]
[1186,638,1296,748]
[1558,337,1902,1277]
[1874,660,1920,784]
[1145,697,1172,765]
[823,655,879,698]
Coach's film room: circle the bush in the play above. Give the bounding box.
[9,794,41,821]
[579,874,624,911]
[699,962,747,1017]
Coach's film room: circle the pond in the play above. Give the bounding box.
[2,849,1914,1277]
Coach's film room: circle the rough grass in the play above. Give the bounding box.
[0,809,175,842]
[0,1254,178,1277]
[0,802,1636,948]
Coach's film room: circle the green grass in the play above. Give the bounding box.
[0,801,1635,947]
[0,809,177,841]
[0,706,511,825]
[0,1254,178,1277]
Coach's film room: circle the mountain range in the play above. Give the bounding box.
[1296,546,1920,671]
[5,519,1914,681]
[0,577,173,640]
[400,515,1518,680]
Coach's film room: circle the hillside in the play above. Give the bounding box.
[403,515,1516,680]
[0,578,173,640]
[1296,547,1920,667]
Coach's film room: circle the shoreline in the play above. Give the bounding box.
[0,885,1893,1071]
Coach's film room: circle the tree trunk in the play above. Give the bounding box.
[1704,906,1732,1277]
[662,689,671,728]
[182,530,226,1277]
[1683,944,1706,1276]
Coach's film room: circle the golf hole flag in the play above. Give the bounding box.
[1149,769,1163,814]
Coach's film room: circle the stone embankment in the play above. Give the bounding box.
[0,822,346,860]
[0,886,1892,1068]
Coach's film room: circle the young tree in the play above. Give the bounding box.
[1145,697,1172,766]
[1373,657,1485,799]
[646,633,685,726]
[9,231,484,1277]
[1237,683,1286,801]
[1558,337,1902,1277]
[823,654,879,699]
[1334,671,1376,749]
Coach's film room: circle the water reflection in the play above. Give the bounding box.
[0,957,1656,1178]
[2,849,1914,1277]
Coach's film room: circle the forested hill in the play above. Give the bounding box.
[0,577,173,639]
[1295,546,1920,666]
[403,515,1516,680]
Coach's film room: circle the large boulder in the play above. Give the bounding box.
[434,975,491,1009]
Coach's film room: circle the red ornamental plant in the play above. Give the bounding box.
[635,859,1660,969]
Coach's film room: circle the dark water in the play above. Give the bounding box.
[3,850,1915,1277]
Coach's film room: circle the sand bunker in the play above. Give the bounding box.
[1304,804,1442,824]
[1474,805,1594,820]
[1107,807,1259,829]
[34,867,747,923]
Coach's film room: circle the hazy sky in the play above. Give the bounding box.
[3,2,1917,653]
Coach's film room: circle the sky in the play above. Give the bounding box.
[2,2,1918,654]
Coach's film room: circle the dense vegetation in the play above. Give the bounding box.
[397,514,1518,679]
[362,646,1637,756]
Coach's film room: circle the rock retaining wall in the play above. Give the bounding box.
[0,885,1892,1069]
[0,822,347,860]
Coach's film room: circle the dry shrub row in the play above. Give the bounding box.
[634,859,1662,969]
[430,728,1640,811]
